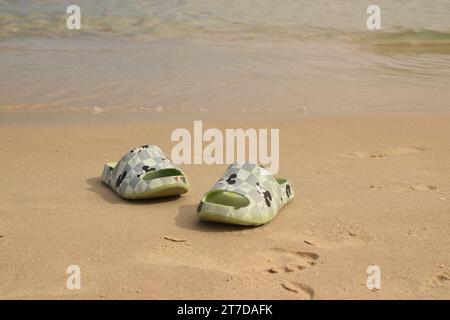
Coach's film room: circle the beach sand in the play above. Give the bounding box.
[0,113,449,299]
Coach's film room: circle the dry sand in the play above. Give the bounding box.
[0,113,449,299]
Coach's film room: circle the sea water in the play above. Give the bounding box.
[1,0,449,115]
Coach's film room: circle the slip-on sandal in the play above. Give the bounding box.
[197,163,294,226]
[101,145,189,199]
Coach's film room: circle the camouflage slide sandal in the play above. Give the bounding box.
[197,163,294,226]
[101,145,189,200]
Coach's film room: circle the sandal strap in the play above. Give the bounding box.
[111,145,185,195]
[207,163,283,215]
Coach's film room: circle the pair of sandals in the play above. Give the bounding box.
[101,145,294,226]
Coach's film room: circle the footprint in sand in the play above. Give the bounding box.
[264,248,319,274]
[409,184,438,192]
[261,248,318,300]
[421,267,450,291]
[280,282,315,300]
[435,273,450,283]
[370,183,438,193]
[341,146,426,159]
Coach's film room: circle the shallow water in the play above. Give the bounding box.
[1,0,450,115]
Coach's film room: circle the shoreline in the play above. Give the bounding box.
[2,108,450,125]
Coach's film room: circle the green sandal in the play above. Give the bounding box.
[101,145,189,199]
[197,163,294,226]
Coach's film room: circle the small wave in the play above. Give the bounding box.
[2,8,450,49]
[357,28,450,54]
[0,12,346,42]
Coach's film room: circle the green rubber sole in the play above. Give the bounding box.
[127,183,189,200]
[197,210,265,226]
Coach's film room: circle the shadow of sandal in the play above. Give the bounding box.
[85,177,182,205]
